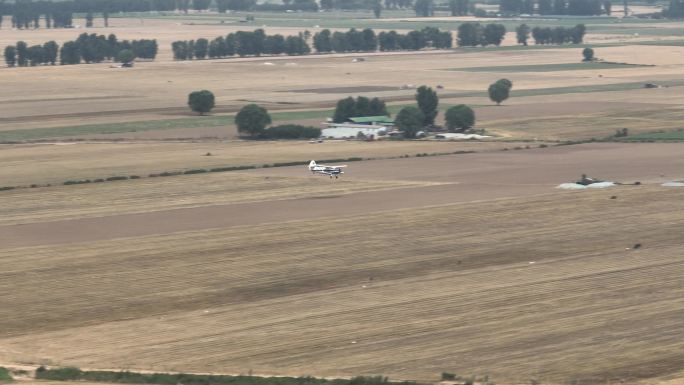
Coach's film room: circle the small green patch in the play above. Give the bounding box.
[34,367,422,385]
[448,62,649,73]
[0,367,14,382]
[620,129,684,141]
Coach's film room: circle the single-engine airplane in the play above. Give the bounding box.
[308,160,346,179]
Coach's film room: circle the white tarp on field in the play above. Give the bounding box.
[434,133,491,140]
[557,181,617,189]
[663,181,684,187]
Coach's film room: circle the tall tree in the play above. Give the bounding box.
[355,96,373,116]
[194,38,209,59]
[373,0,383,17]
[415,85,438,126]
[369,97,389,116]
[333,97,357,123]
[313,29,332,52]
[445,104,475,132]
[516,24,530,45]
[60,41,81,64]
[488,79,512,105]
[188,90,215,115]
[457,22,483,46]
[395,107,424,138]
[193,0,211,10]
[16,41,28,66]
[43,40,58,65]
[413,0,433,16]
[484,23,506,45]
[236,104,272,137]
[538,0,553,13]
[4,45,16,67]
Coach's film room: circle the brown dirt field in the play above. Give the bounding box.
[2,142,684,249]
[0,140,510,186]
[0,173,433,226]
[2,185,684,383]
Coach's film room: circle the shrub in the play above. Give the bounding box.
[184,169,208,174]
[441,373,456,381]
[35,366,82,381]
[209,165,256,172]
[129,175,141,179]
[106,176,129,181]
[262,125,321,139]
[64,179,91,185]
[0,186,16,191]
[615,128,629,137]
[272,161,309,167]
[159,171,182,177]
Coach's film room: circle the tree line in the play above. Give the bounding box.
[528,24,586,44]
[171,27,454,60]
[333,97,389,123]
[500,0,607,15]
[4,33,157,67]
[171,30,309,60]
[312,27,452,53]
[457,23,507,47]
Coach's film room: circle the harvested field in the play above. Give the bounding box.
[488,107,684,140]
[2,41,684,138]
[0,140,511,187]
[0,173,432,226]
[286,86,399,94]
[2,186,684,384]
[449,62,649,73]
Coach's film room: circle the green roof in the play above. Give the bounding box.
[349,116,394,124]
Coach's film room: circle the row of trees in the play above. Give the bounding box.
[315,27,452,53]
[500,0,607,15]
[3,41,58,66]
[172,30,309,60]
[171,27,454,60]
[515,23,586,45]
[4,33,156,67]
[457,23,507,47]
[333,97,389,123]
[394,86,475,138]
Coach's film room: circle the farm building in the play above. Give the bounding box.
[321,116,394,139]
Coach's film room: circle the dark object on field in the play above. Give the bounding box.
[121,62,133,68]
[205,152,212,156]
[577,174,603,186]
[635,181,642,185]
[610,195,617,199]
[633,243,642,249]
[436,85,444,89]
[644,83,659,88]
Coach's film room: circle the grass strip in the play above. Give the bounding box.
[35,367,424,385]
[447,62,648,73]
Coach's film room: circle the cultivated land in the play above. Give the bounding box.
[2,11,684,140]
[4,10,684,385]
[2,143,684,385]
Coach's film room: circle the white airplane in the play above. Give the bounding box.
[308,160,346,179]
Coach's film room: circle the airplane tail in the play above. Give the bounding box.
[308,160,316,170]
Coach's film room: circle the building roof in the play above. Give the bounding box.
[348,116,394,124]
